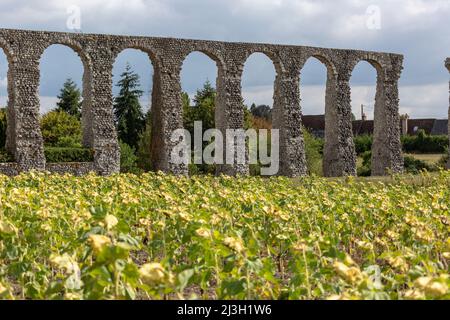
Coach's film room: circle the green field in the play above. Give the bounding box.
[406,153,446,165]
[0,171,449,300]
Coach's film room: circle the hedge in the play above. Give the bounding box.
[354,135,373,155]
[0,149,14,162]
[401,130,448,153]
[44,147,94,163]
[354,131,448,155]
[356,150,444,176]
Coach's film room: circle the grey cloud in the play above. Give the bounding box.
[0,0,448,117]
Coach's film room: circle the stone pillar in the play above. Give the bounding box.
[215,63,249,176]
[81,65,93,149]
[446,58,450,169]
[323,68,356,177]
[371,61,404,176]
[88,55,120,175]
[150,54,188,175]
[6,53,45,171]
[273,67,307,177]
[5,63,16,153]
[400,114,409,136]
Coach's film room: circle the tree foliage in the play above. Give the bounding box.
[303,128,324,176]
[56,78,82,119]
[113,64,145,149]
[119,141,140,174]
[137,111,152,172]
[183,80,216,136]
[250,104,272,121]
[40,110,82,147]
[0,108,7,149]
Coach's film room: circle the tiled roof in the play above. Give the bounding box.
[352,120,374,136]
[407,119,436,135]
[430,119,448,135]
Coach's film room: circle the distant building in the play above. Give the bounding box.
[301,114,448,138]
[302,115,325,138]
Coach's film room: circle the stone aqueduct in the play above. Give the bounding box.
[447,58,450,167]
[0,28,446,177]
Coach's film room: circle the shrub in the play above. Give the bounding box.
[437,148,449,168]
[354,132,448,155]
[438,155,449,168]
[357,150,372,177]
[0,108,7,148]
[403,155,435,174]
[54,136,83,148]
[303,128,324,176]
[354,135,373,155]
[136,113,152,172]
[119,141,140,174]
[0,149,14,162]
[401,130,448,153]
[40,111,82,147]
[44,147,93,163]
[358,150,438,176]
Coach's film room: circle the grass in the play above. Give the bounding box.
[405,153,445,165]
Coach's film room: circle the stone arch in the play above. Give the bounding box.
[240,51,280,176]
[179,49,221,173]
[446,58,450,169]
[112,44,160,70]
[241,50,280,103]
[179,49,224,91]
[0,39,17,154]
[38,42,90,153]
[241,50,279,134]
[350,57,380,121]
[349,55,385,81]
[40,39,100,151]
[301,52,338,77]
[40,38,91,66]
[349,55,397,176]
[241,49,284,77]
[0,37,17,66]
[300,53,342,176]
[180,47,226,75]
[111,46,156,158]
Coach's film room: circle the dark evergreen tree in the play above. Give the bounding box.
[56,78,82,119]
[113,63,145,149]
[183,80,216,136]
[250,104,272,121]
[193,79,216,106]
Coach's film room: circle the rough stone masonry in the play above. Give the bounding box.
[0,28,406,177]
[447,58,450,169]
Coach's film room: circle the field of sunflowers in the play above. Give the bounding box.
[0,171,449,300]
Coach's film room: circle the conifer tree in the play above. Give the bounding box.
[56,78,82,119]
[113,63,145,149]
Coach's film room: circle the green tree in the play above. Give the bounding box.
[0,108,7,149]
[250,104,271,121]
[303,128,324,176]
[119,141,140,173]
[113,63,145,149]
[40,110,82,147]
[137,111,152,171]
[56,78,82,119]
[183,80,216,136]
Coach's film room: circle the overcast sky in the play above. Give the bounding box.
[0,0,449,119]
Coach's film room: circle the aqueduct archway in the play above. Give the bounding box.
[446,58,450,169]
[0,28,405,177]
